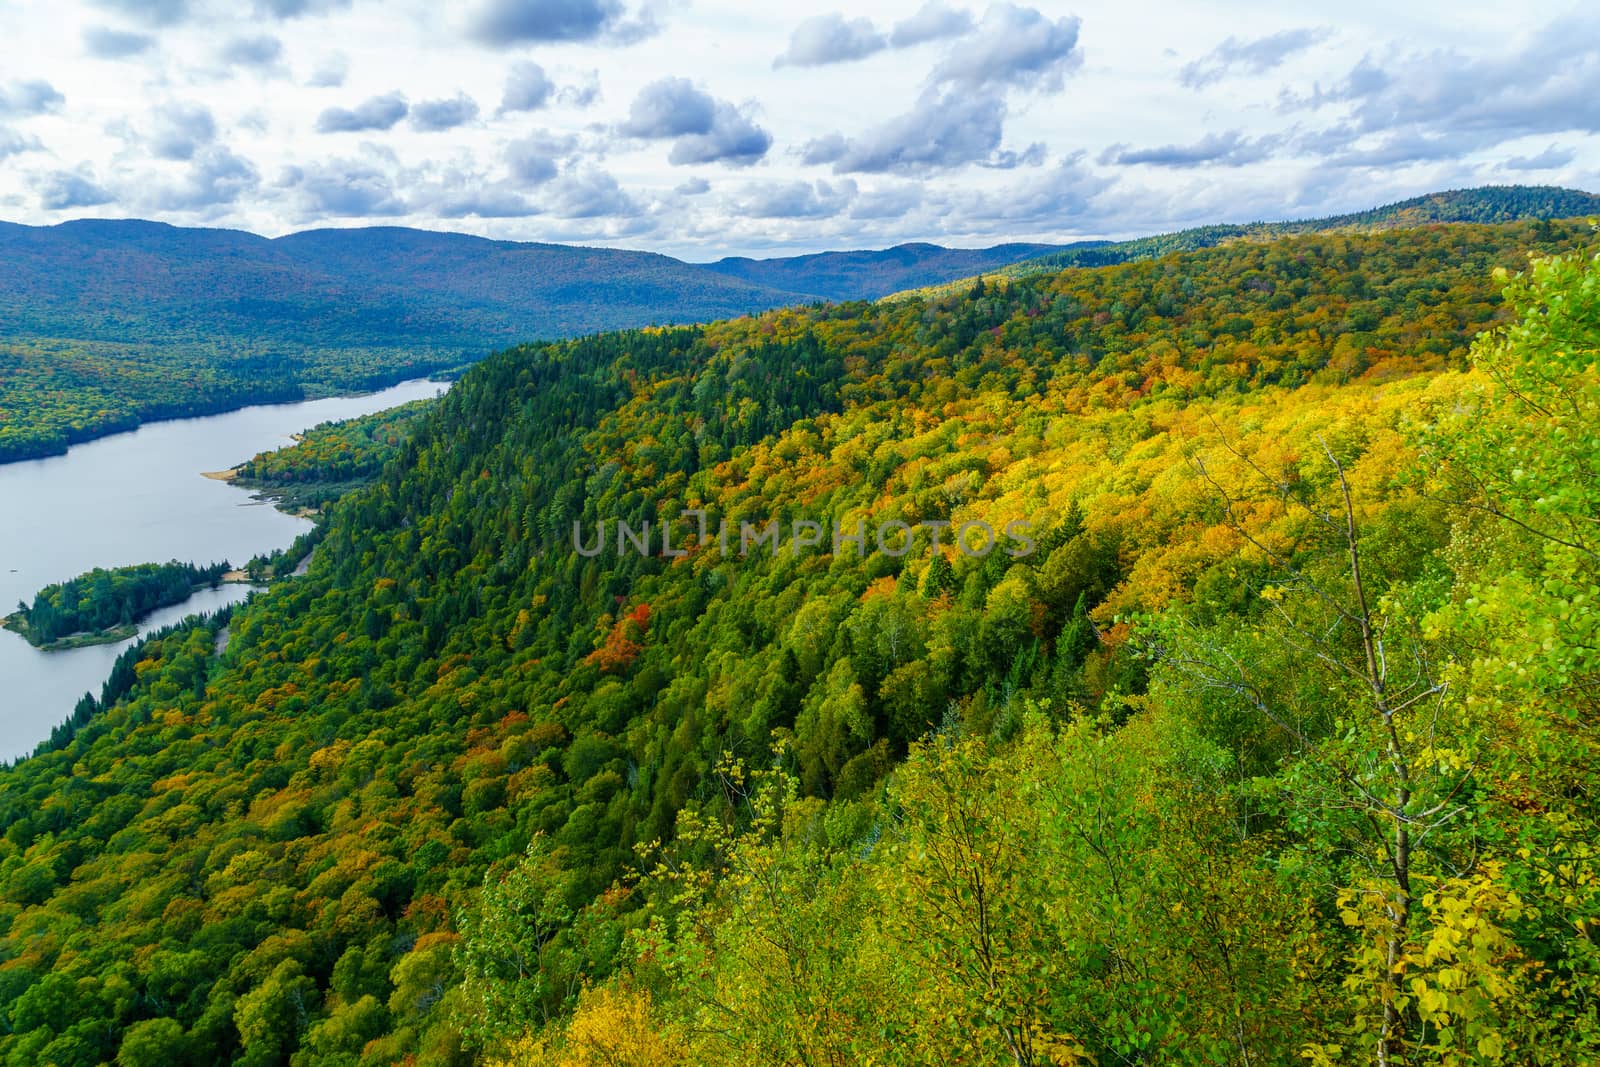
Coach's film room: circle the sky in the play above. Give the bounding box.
[0,0,1595,259]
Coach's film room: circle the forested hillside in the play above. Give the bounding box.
[232,399,438,513]
[0,218,1596,1066]
[0,335,453,464]
[997,184,1600,278]
[0,220,1062,463]
[2,185,1592,463]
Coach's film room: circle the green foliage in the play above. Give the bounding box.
[233,398,437,512]
[0,335,458,464]
[0,220,1598,1064]
[5,559,230,647]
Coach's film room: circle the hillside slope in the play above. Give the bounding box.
[1001,183,1600,278]
[700,240,1072,301]
[0,218,1595,1064]
[0,220,802,349]
[0,222,1062,462]
[2,186,1593,463]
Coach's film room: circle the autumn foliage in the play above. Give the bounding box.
[0,219,1597,1065]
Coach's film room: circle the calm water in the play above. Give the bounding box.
[0,379,447,761]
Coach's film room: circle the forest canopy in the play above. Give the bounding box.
[0,217,1596,1066]
[4,560,231,649]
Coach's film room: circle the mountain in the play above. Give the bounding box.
[0,221,1061,462]
[0,220,804,349]
[2,185,1594,463]
[995,184,1600,279]
[1,216,1596,1064]
[0,222,1073,352]
[699,241,1074,301]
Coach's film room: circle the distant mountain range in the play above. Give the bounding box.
[0,221,787,352]
[3,185,1595,354]
[0,184,1595,462]
[0,221,1061,354]
[699,242,1071,302]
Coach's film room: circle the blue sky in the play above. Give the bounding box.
[0,0,1594,257]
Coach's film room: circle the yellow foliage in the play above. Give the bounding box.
[488,984,687,1067]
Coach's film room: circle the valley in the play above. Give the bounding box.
[0,206,1595,1063]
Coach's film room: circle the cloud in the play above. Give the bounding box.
[90,0,188,27]
[412,95,480,131]
[619,78,770,166]
[83,27,156,58]
[36,167,116,210]
[799,133,848,166]
[308,55,348,87]
[1505,144,1576,171]
[804,4,1082,176]
[1318,129,1480,168]
[946,154,1111,225]
[1283,16,1600,166]
[558,73,601,108]
[1280,55,1390,111]
[669,113,770,167]
[500,61,555,112]
[544,167,639,218]
[147,146,260,210]
[931,5,1081,91]
[148,102,217,160]
[890,2,974,47]
[817,87,1008,173]
[499,61,599,113]
[433,186,540,218]
[281,160,407,216]
[469,0,656,46]
[620,78,713,137]
[775,15,886,68]
[774,5,977,68]
[1180,28,1332,89]
[0,126,41,160]
[506,130,576,184]
[253,0,353,16]
[1103,130,1278,168]
[0,80,64,118]
[981,142,1047,169]
[849,182,924,219]
[221,35,285,69]
[675,176,710,195]
[740,179,856,218]
[315,92,409,133]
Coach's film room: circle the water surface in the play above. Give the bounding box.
[0,379,446,760]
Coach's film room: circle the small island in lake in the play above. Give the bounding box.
[3,560,233,650]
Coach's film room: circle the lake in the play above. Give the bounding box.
[0,379,447,761]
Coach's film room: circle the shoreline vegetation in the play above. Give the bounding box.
[23,605,239,763]
[3,396,423,653]
[0,363,462,465]
[225,397,438,516]
[3,560,233,651]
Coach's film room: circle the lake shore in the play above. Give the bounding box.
[1,614,138,651]
[0,377,449,761]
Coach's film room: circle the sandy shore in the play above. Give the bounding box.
[201,467,240,482]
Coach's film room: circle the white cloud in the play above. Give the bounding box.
[0,0,1592,256]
